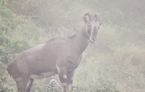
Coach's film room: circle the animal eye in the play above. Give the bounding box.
[87,24,91,28]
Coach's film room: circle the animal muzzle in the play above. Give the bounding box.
[89,37,96,43]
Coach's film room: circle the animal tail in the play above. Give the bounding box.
[7,61,14,76]
[7,66,12,76]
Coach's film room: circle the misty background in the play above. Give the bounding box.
[0,0,145,92]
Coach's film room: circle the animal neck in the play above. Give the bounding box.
[70,28,89,55]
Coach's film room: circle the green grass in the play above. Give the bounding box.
[0,0,145,92]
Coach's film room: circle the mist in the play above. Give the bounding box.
[0,0,145,92]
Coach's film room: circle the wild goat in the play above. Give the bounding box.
[7,12,102,92]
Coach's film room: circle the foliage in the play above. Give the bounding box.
[0,0,145,92]
[0,5,48,92]
[74,24,145,92]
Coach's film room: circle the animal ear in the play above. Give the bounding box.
[95,14,98,21]
[83,16,88,23]
[83,13,91,23]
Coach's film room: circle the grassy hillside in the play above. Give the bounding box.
[0,0,145,92]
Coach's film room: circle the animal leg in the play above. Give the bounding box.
[57,68,67,92]
[67,71,74,92]
[15,77,27,92]
[26,78,34,92]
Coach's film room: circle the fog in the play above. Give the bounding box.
[0,0,145,92]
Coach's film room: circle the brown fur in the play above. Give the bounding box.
[7,13,102,92]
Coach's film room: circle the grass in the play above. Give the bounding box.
[0,0,145,92]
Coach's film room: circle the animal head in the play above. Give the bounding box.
[83,12,102,43]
